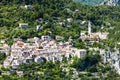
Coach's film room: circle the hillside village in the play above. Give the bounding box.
[0,0,120,79]
[3,36,87,69]
[0,21,120,78]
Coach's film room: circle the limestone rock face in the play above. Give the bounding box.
[103,0,120,6]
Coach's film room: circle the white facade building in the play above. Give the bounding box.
[19,23,28,28]
[76,49,87,58]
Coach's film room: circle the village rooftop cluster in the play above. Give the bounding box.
[1,36,87,69]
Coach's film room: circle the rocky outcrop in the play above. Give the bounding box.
[102,0,120,6]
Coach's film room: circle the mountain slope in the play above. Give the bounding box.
[73,0,104,5]
[74,0,120,6]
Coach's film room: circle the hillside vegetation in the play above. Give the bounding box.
[0,0,120,44]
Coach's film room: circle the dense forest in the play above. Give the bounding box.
[0,0,120,43]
